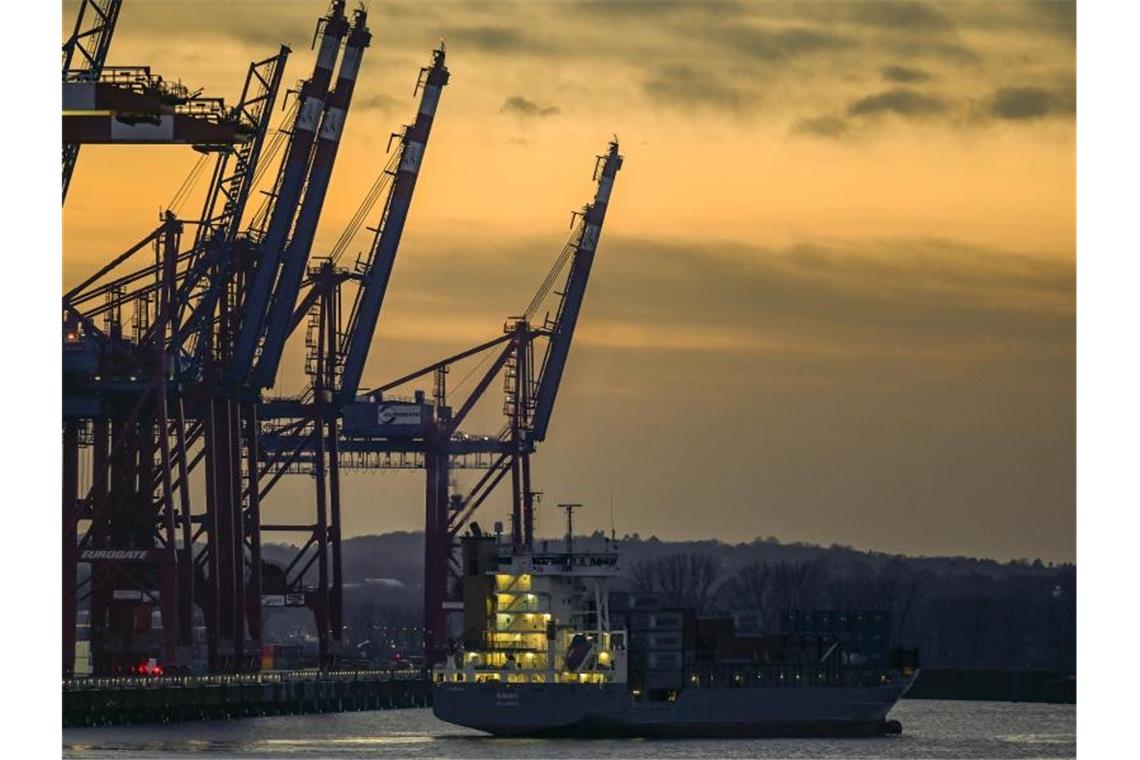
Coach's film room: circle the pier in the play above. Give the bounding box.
[63,670,431,727]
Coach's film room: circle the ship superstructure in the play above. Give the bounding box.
[435,531,627,687]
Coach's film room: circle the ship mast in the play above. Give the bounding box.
[559,503,582,555]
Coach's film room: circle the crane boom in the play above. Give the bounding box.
[253,8,371,389]
[230,0,348,386]
[178,48,291,374]
[62,0,123,201]
[530,140,623,441]
[336,46,450,403]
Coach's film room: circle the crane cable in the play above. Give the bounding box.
[523,221,584,321]
[451,342,500,398]
[251,98,299,188]
[329,150,401,356]
[330,149,400,265]
[166,153,209,215]
[246,98,301,234]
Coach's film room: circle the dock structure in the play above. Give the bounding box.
[63,670,431,726]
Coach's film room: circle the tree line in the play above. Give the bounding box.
[629,552,1075,671]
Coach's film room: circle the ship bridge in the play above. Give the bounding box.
[494,546,620,579]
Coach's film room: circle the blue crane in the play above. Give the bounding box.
[230,0,349,387]
[240,44,450,665]
[252,7,372,390]
[336,45,450,404]
[530,140,624,441]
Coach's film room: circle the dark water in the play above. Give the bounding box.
[63,700,1075,758]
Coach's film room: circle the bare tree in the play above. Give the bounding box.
[630,552,722,611]
[874,558,923,644]
[630,558,658,596]
[718,560,773,611]
[769,558,832,611]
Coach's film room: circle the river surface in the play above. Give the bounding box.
[63,700,1075,758]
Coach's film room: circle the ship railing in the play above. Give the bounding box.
[484,632,548,651]
[683,663,902,690]
[492,574,534,594]
[490,619,548,633]
[466,656,550,671]
[493,597,544,613]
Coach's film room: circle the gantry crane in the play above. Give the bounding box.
[252,43,450,665]
[62,38,290,675]
[62,1,365,675]
[70,7,439,670]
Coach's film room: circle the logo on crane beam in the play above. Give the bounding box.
[378,403,422,425]
[80,549,159,562]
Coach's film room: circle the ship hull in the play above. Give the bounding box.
[433,678,913,738]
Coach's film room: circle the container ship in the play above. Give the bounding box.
[432,529,919,738]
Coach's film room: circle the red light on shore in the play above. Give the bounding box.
[133,660,163,676]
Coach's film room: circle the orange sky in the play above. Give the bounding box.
[62,1,1075,561]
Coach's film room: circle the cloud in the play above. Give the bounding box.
[796,79,1074,140]
[642,65,758,113]
[881,37,981,65]
[845,1,954,31]
[791,115,850,139]
[847,88,946,118]
[716,24,854,62]
[94,0,1074,141]
[354,93,403,114]
[1027,0,1076,41]
[881,64,931,83]
[500,95,561,118]
[445,25,548,55]
[387,232,1073,372]
[586,237,1072,359]
[961,1,1075,44]
[568,0,750,20]
[987,86,1074,121]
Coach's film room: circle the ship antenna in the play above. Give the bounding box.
[609,486,616,543]
[559,503,581,555]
